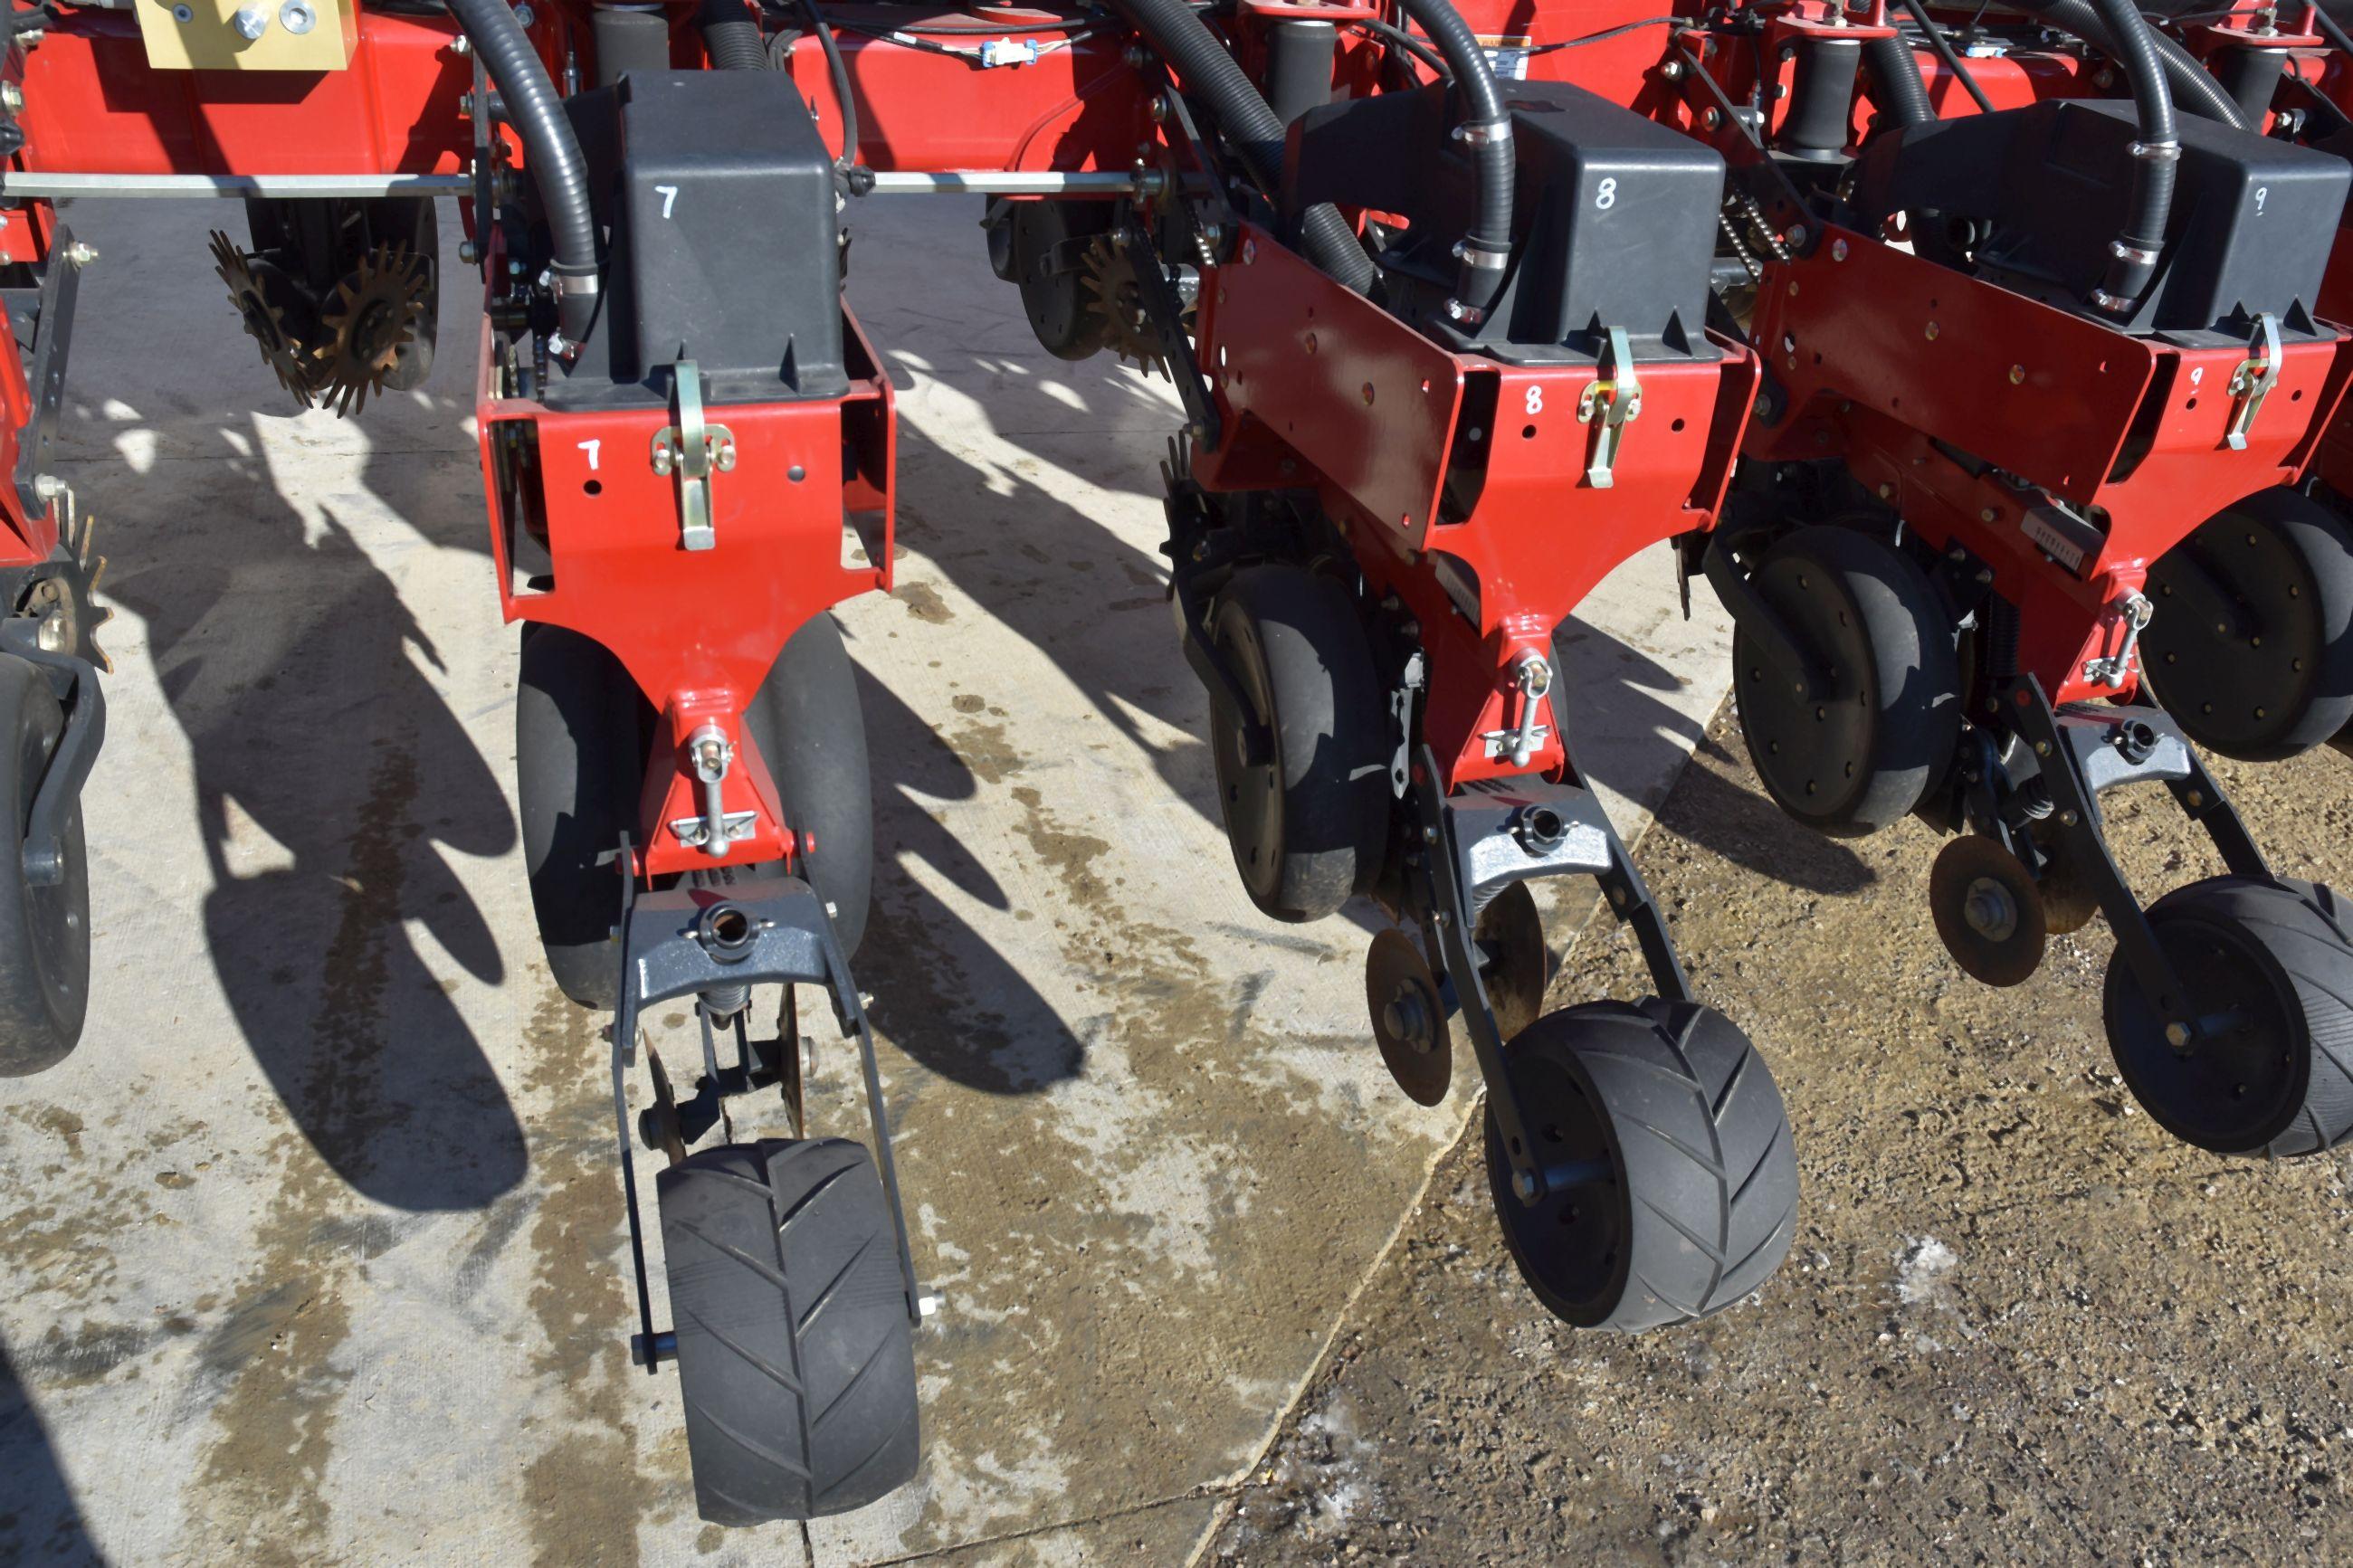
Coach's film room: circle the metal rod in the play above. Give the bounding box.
[0,172,477,199]
[862,170,1156,194]
[0,168,1160,199]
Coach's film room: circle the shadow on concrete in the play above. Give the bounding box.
[105,408,528,1212]
[853,659,1086,1093]
[0,1336,105,1565]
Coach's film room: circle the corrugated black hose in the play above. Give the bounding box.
[2034,0,2243,128]
[444,0,600,342]
[697,0,768,71]
[1861,32,1935,126]
[1386,0,1514,316]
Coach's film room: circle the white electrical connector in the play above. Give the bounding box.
[978,37,1041,67]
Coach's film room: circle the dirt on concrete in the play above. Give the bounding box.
[1209,707,2353,1566]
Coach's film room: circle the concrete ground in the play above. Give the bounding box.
[0,197,1732,1565]
[1211,717,2353,1567]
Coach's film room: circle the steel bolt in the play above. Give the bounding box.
[458,240,479,264]
[2033,740,2051,757]
[280,0,316,33]
[2165,1021,2192,1048]
[60,241,97,270]
[0,83,21,116]
[2009,365,2025,385]
[232,5,270,40]
[1786,224,1808,250]
[171,2,193,19]
[1980,507,1998,523]
[1701,108,1721,129]
[1661,59,1683,80]
[1831,238,1848,261]
[1924,321,1939,340]
[1513,1170,1541,1202]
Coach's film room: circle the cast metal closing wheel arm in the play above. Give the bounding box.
[1411,741,1691,1204]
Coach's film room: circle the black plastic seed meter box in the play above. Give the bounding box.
[558,70,847,407]
[1283,80,1725,366]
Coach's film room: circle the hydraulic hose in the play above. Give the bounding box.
[2031,0,2243,128]
[696,0,768,71]
[1860,32,1935,127]
[2008,0,2178,311]
[1386,0,1515,316]
[1105,0,1376,291]
[445,0,600,341]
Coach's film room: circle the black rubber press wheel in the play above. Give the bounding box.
[2144,487,2353,761]
[1733,525,1959,836]
[517,624,645,1010]
[1207,565,1389,922]
[0,654,89,1077]
[660,1137,920,1524]
[2103,876,2353,1158]
[743,614,872,957]
[1484,999,1799,1331]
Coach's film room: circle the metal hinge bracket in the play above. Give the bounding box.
[1574,326,1643,489]
[652,359,737,551]
[2224,311,2282,452]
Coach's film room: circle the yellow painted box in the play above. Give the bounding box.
[133,0,357,71]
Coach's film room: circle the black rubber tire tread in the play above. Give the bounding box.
[661,1137,920,1524]
[1208,564,1389,922]
[1486,999,1799,1332]
[0,656,87,1076]
[1733,523,1960,837]
[2144,487,2353,761]
[2103,875,2353,1159]
[516,623,644,1010]
[742,613,872,957]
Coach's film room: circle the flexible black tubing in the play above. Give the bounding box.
[697,0,768,70]
[2084,0,2176,308]
[1861,32,1935,126]
[1386,0,1514,312]
[2007,0,2178,309]
[1895,0,1996,115]
[795,0,861,169]
[2033,0,2243,127]
[1105,0,1376,290]
[446,0,600,340]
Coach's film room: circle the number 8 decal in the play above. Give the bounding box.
[1596,176,1617,211]
[1525,385,1544,416]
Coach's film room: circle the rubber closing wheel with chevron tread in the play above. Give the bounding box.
[1484,999,1799,1331]
[657,1138,919,1524]
[2102,876,2353,1159]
